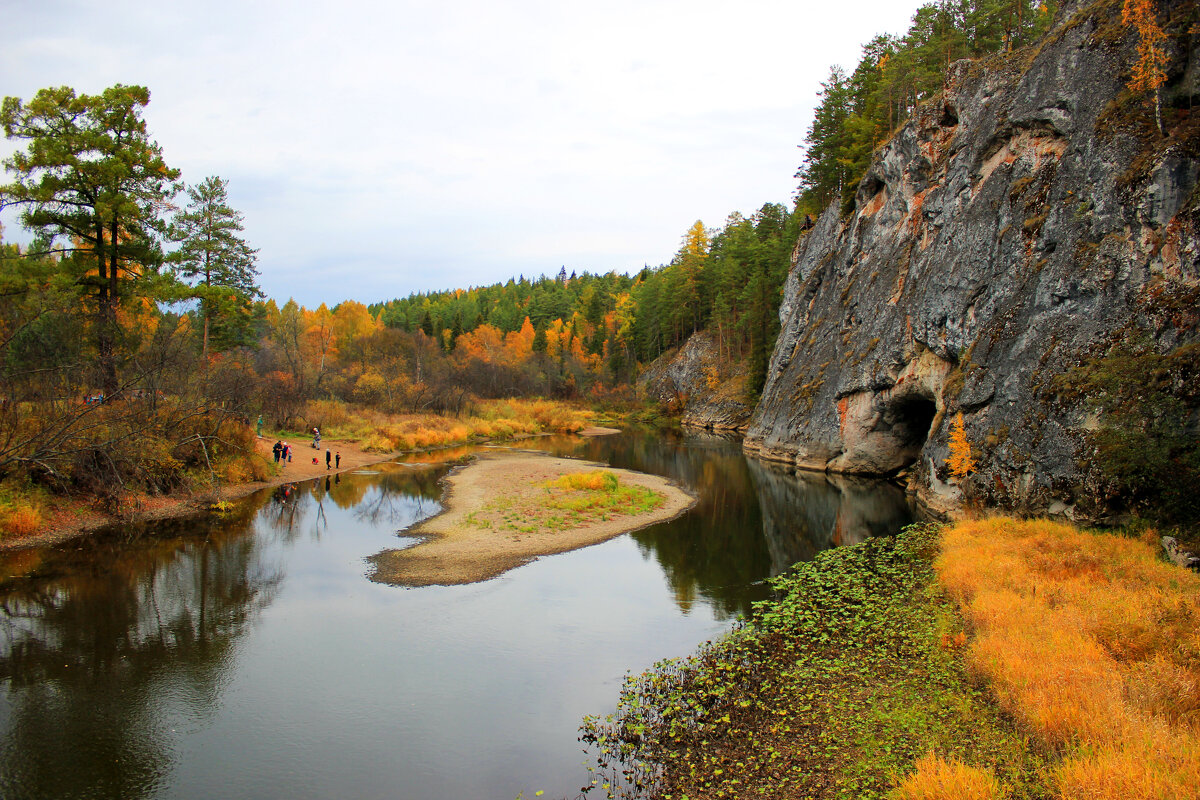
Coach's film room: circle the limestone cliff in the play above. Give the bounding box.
[638,331,754,431]
[745,0,1200,519]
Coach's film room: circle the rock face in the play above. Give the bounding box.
[745,2,1200,519]
[639,331,754,430]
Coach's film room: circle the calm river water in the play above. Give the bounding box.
[0,430,912,800]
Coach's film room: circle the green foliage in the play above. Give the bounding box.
[369,204,800,403]
[581,523,1048,799]
[1,84,183,393]
[1054,341,1200,524]
[169,175,261,356]
[797,0,1058,214]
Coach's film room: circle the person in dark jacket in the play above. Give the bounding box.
[325,449,332,470]
[272,441,282,463]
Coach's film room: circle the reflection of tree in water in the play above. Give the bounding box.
[0,511,283,800]
[260,482,312,541]
[255,465,449,538]
[348,465,446,528]
[537,431,913,620]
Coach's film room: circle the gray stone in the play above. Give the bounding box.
[744,5,1200,520]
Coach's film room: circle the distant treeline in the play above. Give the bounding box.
[372,202,802,396]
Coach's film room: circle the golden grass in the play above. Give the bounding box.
[0,502,43,538]
[463,470,664,534]
[307,398,592,454]
[931,517,1200,800]
[548,470,620,492]
[893,753,1008,800]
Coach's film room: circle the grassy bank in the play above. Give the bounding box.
[270,397,593,453]
[0,397,595,540]
[935,518,1199,799]
[582,518,1199,799]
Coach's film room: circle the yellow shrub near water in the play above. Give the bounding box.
[0,503,43,539]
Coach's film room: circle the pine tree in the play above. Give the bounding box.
[1,85,181,393]
[170,175,260,359]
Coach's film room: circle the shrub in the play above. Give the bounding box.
[894,753,1007,800]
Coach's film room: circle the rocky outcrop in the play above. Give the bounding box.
[745,1,1200,519]
[639,331,754,430]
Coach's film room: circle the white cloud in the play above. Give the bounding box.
[2,0,923,307]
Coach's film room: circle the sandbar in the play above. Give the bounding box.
[368,450,695,586]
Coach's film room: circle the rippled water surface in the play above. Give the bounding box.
[0,431,912,799]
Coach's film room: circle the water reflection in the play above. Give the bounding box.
[0,431,914,800]
[0,511,283,800]
[748,459,914,573]
[526,431,913,619]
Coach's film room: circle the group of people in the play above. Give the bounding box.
[264,423,342,472]
[271,440,292,463]
[271,438,341,471]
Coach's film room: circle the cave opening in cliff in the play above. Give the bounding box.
[886,394,938,466]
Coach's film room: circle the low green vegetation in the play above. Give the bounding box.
[464,470,664,534]
[581,523,1048,799]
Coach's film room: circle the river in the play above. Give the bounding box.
[0,430,912,800]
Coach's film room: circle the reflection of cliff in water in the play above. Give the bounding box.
[540,431,913,620]
[0,510,283,800]
[746,458,914,575]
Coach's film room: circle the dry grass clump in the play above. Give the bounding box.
[304,398,591,453]
[0,501,43,539]
[893,753,1008,800]
[478,397,592,433]
[933,517,1200,799]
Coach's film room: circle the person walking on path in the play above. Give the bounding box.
[272,440,282,463]
[325,449,332,470]
[256,415,264,438]
[312,427,321,449]
[335,451,341,469]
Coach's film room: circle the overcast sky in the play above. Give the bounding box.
[2,0,922,308]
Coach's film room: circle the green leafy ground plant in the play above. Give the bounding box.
[580,523,1049,800]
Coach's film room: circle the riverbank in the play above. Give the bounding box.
[368,450,695,586]
[0,435,393,551]
[583,518,1200,799]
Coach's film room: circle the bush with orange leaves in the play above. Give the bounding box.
[894,753,1007,800]
[931,517,1200,799]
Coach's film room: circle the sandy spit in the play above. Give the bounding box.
[368,451,695,587]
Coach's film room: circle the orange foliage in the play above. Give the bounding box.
[0,505,42,538]
[936,517,1200,799]
[504,317,536,362]
[894,753,1006,800]
[946,411,976,479]
[1123,0,1168,94]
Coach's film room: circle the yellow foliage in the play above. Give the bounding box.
[946,411,975,479]
[936,517,1200,799]
[893,753,1007,800]
[0,504,42,538]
